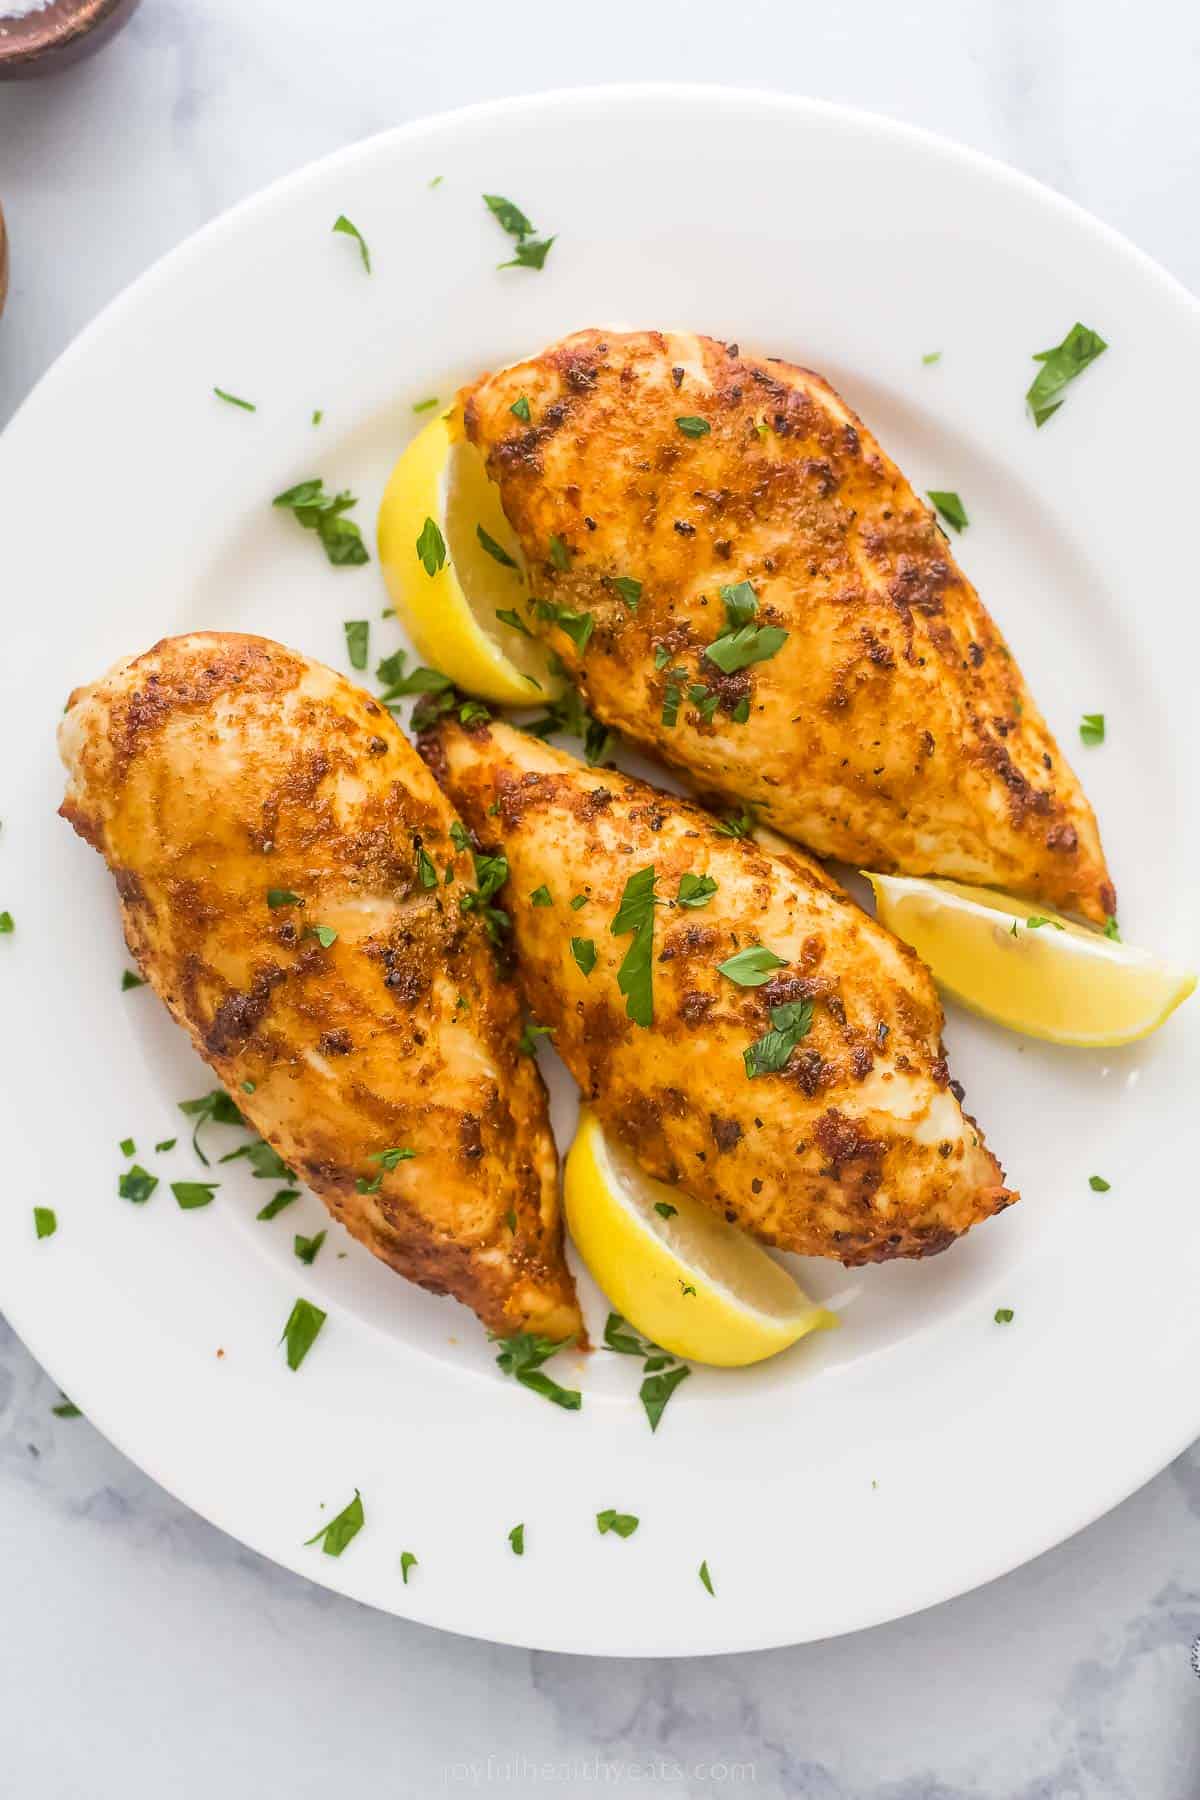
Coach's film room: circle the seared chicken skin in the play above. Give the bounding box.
[422,716,1014,1265]
[463,329,1115,924]
[59,633,582,1342]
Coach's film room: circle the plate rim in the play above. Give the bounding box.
[4,82,1199,1656]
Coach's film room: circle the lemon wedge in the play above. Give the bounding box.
[376,410,559,704]
[564,1109,837,1368]
[867,873,1196,1047]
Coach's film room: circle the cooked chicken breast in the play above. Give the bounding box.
[59,633,582,1342]
[462,328,1115,924]
[422,715,1014,1265]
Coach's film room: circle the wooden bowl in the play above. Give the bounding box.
[0,0,141,80]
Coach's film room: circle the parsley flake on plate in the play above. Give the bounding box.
[172,1181,218,1210]
[477,524,519,569]
[1089,1174,1111,1192]
[510,395,532,423]
[412,396,440,413]
[33,1207,56,1239]
[305,1488,363,1555]
[121,969,146,990]
[282,1297,326,1370]
[257,1188,300,1220]
[596,1509,639,1538]
[273,478,369,567]
[483,194,555,272]
[994,1307,1015,1325]
[1080,712,1105,747]
[400,1550,419,1583]
[535,599,593,654]
[177,1088,245,1165]
[119,1165,158,1204]
[699,1559,716,1595]
[332,213,371,272]
[294,1230,326,1266]
[492,1332,581,1410]
[213,387,256,412]
[344,619,369,670]
[928,490,969,532]
[1026,322,1107,427]
[508,1522,525,1556]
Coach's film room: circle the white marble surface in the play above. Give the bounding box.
[3,3,1200,1793]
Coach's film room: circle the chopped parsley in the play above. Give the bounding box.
[610,576,642,611]
[308,925,337,948]
[535,599,593,654]
[994,1307,1014,1325]
[178,1088,245,1165]
[267,889,301,908]
[370,1146,416,1170]
[459,850,510,944]
[660,665,687,727]
[547,534,572,572]
[213,387,256,412]
[477,524,519,568]
[332,213,371,272]
[121,969,146,990]
[922,351,942,365]
[654,1202,678,1219]
[400,1550,418,1584]
[33,1207,56,1239]
[1104,915,1121,941]
[510,395,532,423]
[744,999,814,1079]
[675,417,710,439]
[717,944,788,987]
[0,912,12,934]
[529,884,553,907]
[570,937,597,976]
[1025,915,1064,931]
[294,1230,326,1265]
[495,607,531,636]
[257,1189,300,1220]
[416,516,447,577]
[416,846,439,889]
[640,1362,690,1431]
[704,581,788,675]
[677,873,717,909]
[119,1137,136,1157]
[1026,322,1107,427]
[483,193,555,271]
[412,396,440,413]
[344,619,369,670]
[119,1165,158,1204]
[172,1181,218,1210]
[376,648,453,700]
[596,1509,639,1537]
[928,490,968,532]
[449,820,471,853]
[52,1398,81,1418]
[508,1522,525,1556]
[714,806,757,839]
[492,1332,581,1410]
[218,1137,291,1181]
[699,1560,715,1596]
[1080,712,1105,747]
[517,1020,554,1057]
[1089,1174,1111,1192]
[272,478,368,566]
[611,866,658,1027]
[305,1488,363,1555]
[569,893,588,910]
[282,1297,326,1369]
[154,1138,176,1153]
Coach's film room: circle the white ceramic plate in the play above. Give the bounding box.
[2,86,1198,1657]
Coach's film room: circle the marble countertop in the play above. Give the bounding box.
[3,4,1199,1794]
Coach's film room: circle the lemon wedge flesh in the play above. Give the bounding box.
[376,411,559,704]
[564,1109,837,1368]
[867,873,1195,1048]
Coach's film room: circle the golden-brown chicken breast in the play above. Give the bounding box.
[462,328,1115,924]
[421,715,1014,1265]
[58,632,582,1342]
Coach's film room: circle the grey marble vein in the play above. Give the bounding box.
[3,2,1200,1793]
